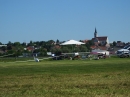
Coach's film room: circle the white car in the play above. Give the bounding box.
[116,49,130,58]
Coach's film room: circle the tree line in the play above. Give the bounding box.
[0,39,94,57]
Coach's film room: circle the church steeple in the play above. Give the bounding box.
[94,27,98,38]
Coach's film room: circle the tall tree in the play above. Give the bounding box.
[0,42,2,45]
[62,47,70,53]
[28,40,34,46]
[113,41,117,47]
[13,42,20,47]
[7,41,12,46]
[80,45,88,52]
[21,42,27,47]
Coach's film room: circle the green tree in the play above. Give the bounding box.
[7,45,12,50]
[39,48,47,56]
[0,42,2,45]
[28,40,34,46]
[51,47,61,55]
[7,49,15,55]
[13,42,21,46]
[14,50,22,57]
[80,45,88,52]
[34,41,40,46]
[62,47,70,53]
[39,41,46,46]
[1,46,7,52]
[113,41,117,47]
[21,42,27,47]
[74,46,80,52]
[45,40,55,52]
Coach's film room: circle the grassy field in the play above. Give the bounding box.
[0,57,130,97]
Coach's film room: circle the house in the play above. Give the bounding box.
[91,28,110,50]
[82,39,90,43]
[116,41,125,47]
[26,46,35,52]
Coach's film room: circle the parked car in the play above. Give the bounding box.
[116,49,130,58]
[116,44,130,58]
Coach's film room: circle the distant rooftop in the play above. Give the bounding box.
[0,45,7,47]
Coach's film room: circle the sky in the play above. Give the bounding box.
[0,0,130,44]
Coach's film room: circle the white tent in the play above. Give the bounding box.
[60,40,85,45]
[60,39,85,53]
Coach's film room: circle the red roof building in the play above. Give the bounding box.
[91,28,110,50]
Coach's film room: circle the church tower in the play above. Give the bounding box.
[94,27,98,38]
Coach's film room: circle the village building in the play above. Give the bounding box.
[91,28,110,50]
[116,41,125,47]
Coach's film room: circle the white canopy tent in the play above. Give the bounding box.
[60,40,85,45]
[60,39,85,53]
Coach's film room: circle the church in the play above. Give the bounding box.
[91,28,110,50]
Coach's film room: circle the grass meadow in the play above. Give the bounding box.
[0,57,130,97]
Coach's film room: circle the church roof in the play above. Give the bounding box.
[90,45,107,50]
[92,36,107,41]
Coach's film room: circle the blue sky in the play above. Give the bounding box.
[0,0,130,44]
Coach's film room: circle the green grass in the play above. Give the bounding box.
[0,57,33,62]
[0,58,130,97]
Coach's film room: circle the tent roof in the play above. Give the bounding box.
[60,40,85,45]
